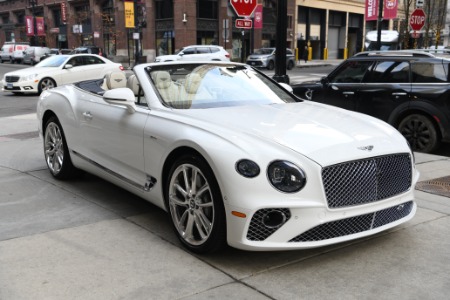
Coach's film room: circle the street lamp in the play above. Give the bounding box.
[29,0,37,46]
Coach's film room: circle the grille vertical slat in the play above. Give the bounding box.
[322,154,412,208]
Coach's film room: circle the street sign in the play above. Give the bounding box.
[410,8,426,31]
[230,0,257,17]
[235,19,252,29]
[416,0,424,8]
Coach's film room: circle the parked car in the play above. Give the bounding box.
[36,61,417,254]
[246,48,296,70]
[2,54,124,95]
[22,46,51,65]
[0,42,30,63]
[154,45,230,62]
[292,50,450,153]
[40,48,72,61]
[71,46,100,55]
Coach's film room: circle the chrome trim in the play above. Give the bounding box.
[72,150,156,191]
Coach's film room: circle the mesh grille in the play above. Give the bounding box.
[247,208,291,241]
[5,76,20,83]
[322,154,412,208]
[289,201,413,242]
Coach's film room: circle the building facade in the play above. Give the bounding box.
[0,0,416,64]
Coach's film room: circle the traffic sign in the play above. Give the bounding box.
[410,8,426,31]
[235,19,252,29]
[230,0,257,17]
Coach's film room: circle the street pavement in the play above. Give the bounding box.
[1,108,450,298]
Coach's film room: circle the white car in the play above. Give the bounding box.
[36,61,418,253]
[154,45,230,62]
[2,54,124,94]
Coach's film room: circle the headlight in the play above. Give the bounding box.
[20,74,39,82]
[267,160,306,193]
[236,159,260,178]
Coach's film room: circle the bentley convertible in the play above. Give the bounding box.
[37,61,419,253]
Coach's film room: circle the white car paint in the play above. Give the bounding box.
[36,61,419,252]
[2,54,123,94]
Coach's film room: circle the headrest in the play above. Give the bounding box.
[105,71,127,89]
[184,73,202,94]
[127,75,141,95]
[153,71,172,89]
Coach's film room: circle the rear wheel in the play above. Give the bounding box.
[165,154,226,253]
[398,114,440,153]
[43,116,77,179]
[38,78,56,94]
[287,60,294,70]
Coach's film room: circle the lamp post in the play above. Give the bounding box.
[29,0,37,46]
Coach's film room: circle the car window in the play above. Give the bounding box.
[68,57,84,67]
[83,56,104,65]
[411,62,449,83]
[210,47,220,53]
[182,48,195,55]
[329,61,373,83]
[287,49,293,55]
[196,47,210,54]
[365,61,410,83]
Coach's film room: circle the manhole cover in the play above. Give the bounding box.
[415,176,450,198]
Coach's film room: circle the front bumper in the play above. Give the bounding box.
[246,60,268,68]
[2,80,38,93]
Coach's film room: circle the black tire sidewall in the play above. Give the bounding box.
[399,114,440,153]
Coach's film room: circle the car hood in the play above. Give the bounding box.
[6,67,58,76]
[182,101,407,167]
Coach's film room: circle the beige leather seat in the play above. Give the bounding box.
[153,71,180,105]
[127,75,141,96]
[104,71,127,89]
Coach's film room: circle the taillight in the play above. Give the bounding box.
[119,65,124,71]
[225,53,230,58]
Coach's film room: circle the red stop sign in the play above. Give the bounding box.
[410,9,426,31]
[230,0,257,17]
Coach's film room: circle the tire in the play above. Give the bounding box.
[165,154,226,253]
[287,60,294,70]
[398,114,440,153]
[43,116,77,179]
[267,60,275,70]
[38,78,56,94]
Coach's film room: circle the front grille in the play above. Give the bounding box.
[289,201,413,242]
[5,76,20,83]
[247,208,291,241]
[322,154,412,208]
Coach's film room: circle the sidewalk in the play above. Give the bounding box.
[0,113,449,299]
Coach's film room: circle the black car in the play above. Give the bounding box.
[292,51,450,153]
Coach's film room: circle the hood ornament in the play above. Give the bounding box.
[358,145,374,151]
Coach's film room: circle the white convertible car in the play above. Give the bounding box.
[37,61,419,253]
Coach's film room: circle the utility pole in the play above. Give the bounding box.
[376,0,384,50]
[273,0,289,84]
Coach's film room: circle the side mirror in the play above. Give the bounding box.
[320,77,329,86]
[103,88,136,113]
[64,64,73,69]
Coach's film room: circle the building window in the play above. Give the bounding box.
[198,0,218,19]
[155,0,173,19]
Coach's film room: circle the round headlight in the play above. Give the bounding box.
[236,159,260,178]
[267,160,306,193]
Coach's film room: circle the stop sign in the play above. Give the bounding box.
[410,8,426,31]
[230,0,257,18]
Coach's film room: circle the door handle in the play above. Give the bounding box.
[82,112,93,120]
[392,92,407,96]
[342,91,354,95]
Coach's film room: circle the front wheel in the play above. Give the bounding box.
[38,78,56,94]
[44,116,77,179]
[287,60,294,70]
[398,114,440,153]
[267,60,275,70]
[165,154,226,253]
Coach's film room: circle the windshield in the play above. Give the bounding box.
[36,55,69,67]
[254,48,274,55]
[147,63,297,109]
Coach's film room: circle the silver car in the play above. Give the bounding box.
[246,48,295,70]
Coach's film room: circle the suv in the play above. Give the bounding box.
[292,50,450,153]
[154,45,230,62]
[246,48,296,70]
